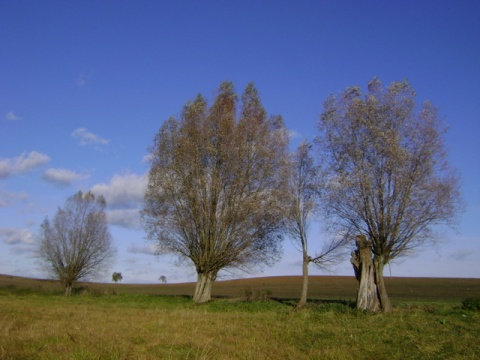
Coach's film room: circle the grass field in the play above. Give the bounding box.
[1,274,479,359]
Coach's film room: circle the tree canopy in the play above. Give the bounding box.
[112,272,123,283]
[142,82,290,303]
[317,78,462,311]
[38,191,116,295]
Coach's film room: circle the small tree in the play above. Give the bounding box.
[286,140,346,308]
[112,272,123,283]
[159,275,167,284]
[38,191,116,296]
[142,82,290,303]
[318,78,462,312]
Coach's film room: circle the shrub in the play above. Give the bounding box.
[462,297,480,311]
[255,289,272,301]
[244,288,253,300]
[244,288,272,301]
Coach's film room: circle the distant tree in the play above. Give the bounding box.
[112,272,123,283]
[159,275,167,284]
[285,140,346,308]
[38,191,116,296]
[317,78,462,312]
[142,82,290,303]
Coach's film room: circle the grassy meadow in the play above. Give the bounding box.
[1,275,479,359]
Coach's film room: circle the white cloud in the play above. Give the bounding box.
[91,173,147,209]
[42,168,89,187]
[107,209,142,229]
[6,111,22,121]
[0,188,28,207]
[71,128,109,146]
[0,228,36,245]
[0,151,50,178]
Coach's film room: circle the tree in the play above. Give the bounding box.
[285,140,346,308]
[317,78,462,312]
[142,82,290,303]
[112,272,123,283]
[38,191,116,296]
[159,275,167,284]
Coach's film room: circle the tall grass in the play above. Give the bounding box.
[1,290,479,359]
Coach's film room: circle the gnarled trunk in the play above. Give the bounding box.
[351,236,380,312]
[374,256,392,313]
[64,282,73,296]
[193,271,217,303]
[297,254,309,308]
[351,236,393,312]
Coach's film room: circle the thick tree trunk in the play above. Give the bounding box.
[64,282,73,296]
[374,257,392,313]
[297,254,309,308]
[193,271,216,303]
[351,236,380,312]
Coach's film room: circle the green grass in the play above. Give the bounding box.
[1,275,479,359]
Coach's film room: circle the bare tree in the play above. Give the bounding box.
[142,82,290,303]
[317,78,462,312]
[286,140,346,308]
[112,272,123,283]
[38,191,116,296]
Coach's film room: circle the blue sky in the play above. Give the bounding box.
[1,0,479,283]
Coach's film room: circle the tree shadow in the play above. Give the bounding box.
[272,297,355,309]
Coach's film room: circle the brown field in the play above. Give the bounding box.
[1,273,479,302]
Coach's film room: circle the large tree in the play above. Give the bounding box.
[318,78,462,312]
[142,82,290,303]
[285,140,346,308]
[38,191,116,296]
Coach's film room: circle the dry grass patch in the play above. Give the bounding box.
[1,275,479,359]
[1,293,480,359]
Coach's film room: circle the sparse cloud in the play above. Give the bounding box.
[288,130,301,139]
[6,111,22,121]
[71,128,109,146]
[127,243,158,255]
[5,236,38,256]
[449,249,473,261]
[42,168,89,187]
[0,151,50,178]
[0,188,28,207]
[10,245,37,255]
[77,74,86,87]
[76,70,93,87]
[107,209,142,229]
[0,227,36,245]
[142,153,153,163]
[91,173,147,209]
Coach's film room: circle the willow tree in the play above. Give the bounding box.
[286,140,346,308]
[38,191,116,296]
[318,78,461,312]
[142,82,290,303]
